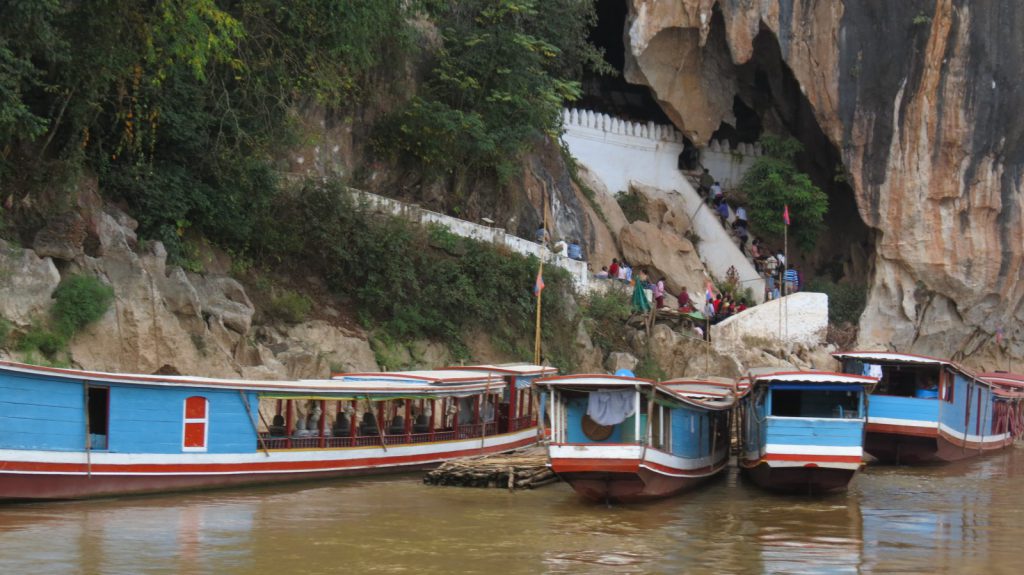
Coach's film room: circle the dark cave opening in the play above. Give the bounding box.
[729,22,874,283]
[577,0,674,126]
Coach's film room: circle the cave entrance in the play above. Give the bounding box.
[578,0,674,126]
[721,17,874,286]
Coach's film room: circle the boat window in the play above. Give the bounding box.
[87,386,109,450]
[771,389,860,419]
[183,396,209,451]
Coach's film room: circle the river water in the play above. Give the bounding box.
[2,446,1023,574]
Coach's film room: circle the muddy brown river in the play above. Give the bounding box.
[2,446,1023,574]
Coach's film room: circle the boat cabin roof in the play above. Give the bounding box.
[332,369,505,385]
[534,374,654,388]
[442,364,558,377]
[977,372,1024,398]
[659,378,739,410]
[744,369,878,387]
[831,350,953,367]
[0,361,503,397]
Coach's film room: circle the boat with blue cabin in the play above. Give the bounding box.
[0,361,553,501]
[737,369,878,493]
[535,373,737,502]
[833,351,1024,464]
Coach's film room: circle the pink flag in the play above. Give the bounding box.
[533,267,545,296]
[783,204,791,226]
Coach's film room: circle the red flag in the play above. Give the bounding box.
[783,204,791,226]
[533,267,545,296]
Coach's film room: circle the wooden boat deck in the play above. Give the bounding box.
[423,446,558,490]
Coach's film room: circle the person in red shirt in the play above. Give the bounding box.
[677,287,691,311]
[608,258,620,278]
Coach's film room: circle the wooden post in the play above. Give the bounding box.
[429,398,436,441]
[474,395,481,437]
[241,391,270,457]
[404,400,412,442]
[508,377,517,432]
[350,399,358,447]
[319,399,327,448]
[634,387,641,444]
[285,399,294,449]
[83,384,92,478]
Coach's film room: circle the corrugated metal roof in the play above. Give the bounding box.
[831,351,951,366]
[747,370,879,385]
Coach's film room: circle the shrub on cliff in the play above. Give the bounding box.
[266,289,313,325]
[51,275,115,339]
[254,181,578,369]
[740,135,829,251]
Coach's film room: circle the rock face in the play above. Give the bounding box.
[0,240,61,326]
[618,220,705,296]
[625,0,1024,367]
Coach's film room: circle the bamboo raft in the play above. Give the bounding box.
[423,446,559,490]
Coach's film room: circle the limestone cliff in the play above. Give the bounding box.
[625,0,1024,367]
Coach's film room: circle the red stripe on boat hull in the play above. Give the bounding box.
[865,430,1016,464]
[0,436,536,501]
[550,457,727,503]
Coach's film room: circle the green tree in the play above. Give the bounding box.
[740,135,829,251]
[375,0,609,183]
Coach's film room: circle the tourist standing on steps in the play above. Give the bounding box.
[652,277,666,309]
[699,168,714,197]
[608,258,620,279]
[677,286,692,312]
[735,205,748,227]
[710,181,723,200]
[763,253,779,300]
[716,198,730,227]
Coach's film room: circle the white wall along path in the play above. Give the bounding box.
[559,107,766,302]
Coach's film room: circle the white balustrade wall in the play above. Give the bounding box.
[351,190,591,292]
[560,108,765,302]
[700,139,762,189]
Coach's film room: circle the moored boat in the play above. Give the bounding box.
[535,373,737,503]
[0,361,554,501]
[833,351,1024,464]
[737,369,877,494]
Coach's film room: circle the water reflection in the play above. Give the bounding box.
[0,446,1021,574]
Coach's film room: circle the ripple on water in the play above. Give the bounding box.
[1,448,1024,573]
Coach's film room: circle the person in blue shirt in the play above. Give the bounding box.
[567,239,583,261]
[784,265,800,293]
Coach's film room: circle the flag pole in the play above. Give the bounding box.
[783,217,789,341]
[534,260,543,364]
[534,201,547,365]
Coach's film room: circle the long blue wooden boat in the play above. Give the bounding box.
[535,374,737,503]
[0,361,554,500]
[737,369,878,493]
[833,351,1024,464]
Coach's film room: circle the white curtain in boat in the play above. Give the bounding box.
[587,390,636,426]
